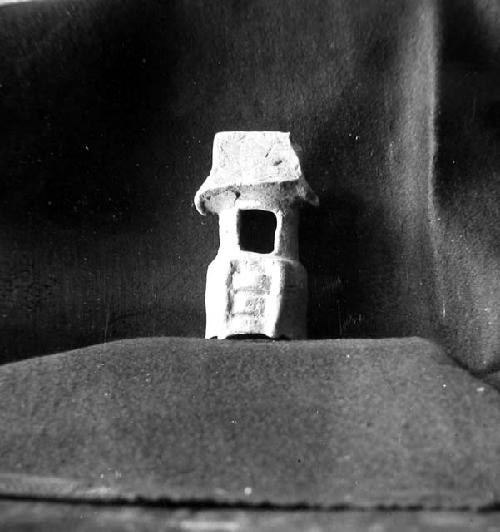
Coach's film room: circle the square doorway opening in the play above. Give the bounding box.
[239,210,277,254]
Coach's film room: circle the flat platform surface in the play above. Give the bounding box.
[1,337,500,510]
[0,502,500,532]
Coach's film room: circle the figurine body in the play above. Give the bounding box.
[195,131,318,339]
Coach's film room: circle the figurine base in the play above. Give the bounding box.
[204,252,308,340]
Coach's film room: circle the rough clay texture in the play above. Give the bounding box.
[1,337,500,509]
[195,131,318,215]
[197,132,318,339]
[204,254,308,339]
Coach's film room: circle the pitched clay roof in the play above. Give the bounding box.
[195,131,318,214]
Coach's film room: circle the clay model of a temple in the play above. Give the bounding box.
[195,131,318,339]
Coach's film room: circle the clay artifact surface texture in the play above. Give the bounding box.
[195,131,318,340]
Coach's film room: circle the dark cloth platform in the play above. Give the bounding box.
[2,502,500,532]
[1,337,500,509]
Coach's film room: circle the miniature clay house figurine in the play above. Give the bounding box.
[195,131,318,339]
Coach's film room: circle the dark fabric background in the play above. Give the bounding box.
[0,0,499,376]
